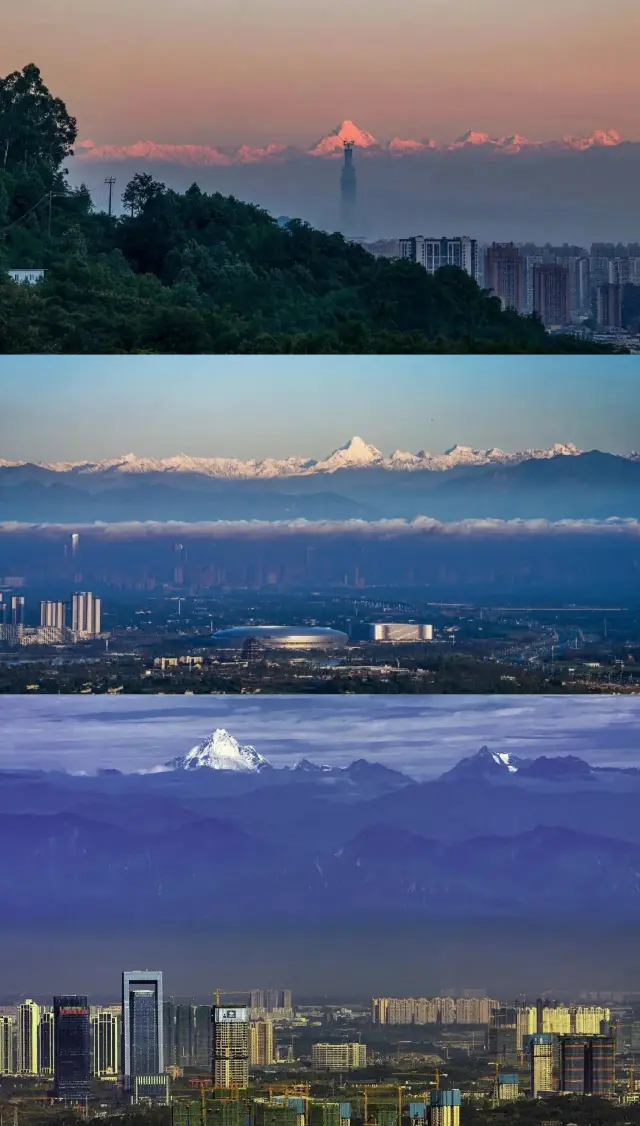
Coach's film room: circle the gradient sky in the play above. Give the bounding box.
[0,357,638,461]
[3,0,640,145]
[0,695,638,776]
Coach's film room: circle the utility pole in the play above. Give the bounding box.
[105,177,116,217]
[48,191,53,238]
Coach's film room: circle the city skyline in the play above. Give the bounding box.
[3,0,639,146]
[0,359,637,462]
[0,695,637,776]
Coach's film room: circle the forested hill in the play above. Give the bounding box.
[0,65,617,354]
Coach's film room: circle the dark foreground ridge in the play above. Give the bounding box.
[0,65,619,354]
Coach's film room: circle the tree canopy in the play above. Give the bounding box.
[0,65,620,354]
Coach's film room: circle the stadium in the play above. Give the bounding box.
[211,625,348,652]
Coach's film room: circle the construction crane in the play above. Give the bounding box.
[361,1083,404,1126]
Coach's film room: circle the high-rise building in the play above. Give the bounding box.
[71,592,101,638]
[429,1090,461,1126]
[192,1005,213,1070]
[250,1020,274,1066]
[39,1009,55,1075]
[212,1006,250,1088]
[53,995,91,1100]
[484,243,526,312]
[587,1034,615,1094]
[91,1009,120,1078]
[597,283,623,328]
[0,1015,15,1075]
[559,1034,614,1094]
[122,971,164,1088]
[17,1000,40,1074]
[530,1033,556,1096]
[489,1005,518,1062]
[340,142,357,236]
[11,595,25,627]
[40,601,66,630]
[311,1044,367,1071]
[398,237,479,282]
[532,264,571,327]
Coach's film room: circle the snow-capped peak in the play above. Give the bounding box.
[165,729,271,772]
[488,749,519,773]
[314,435,384,471]
[309,121,379,156]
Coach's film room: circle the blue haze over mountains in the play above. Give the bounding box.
[2,697,640,994]
[1,452,639,522]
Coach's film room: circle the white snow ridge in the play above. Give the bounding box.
[165,729,271,772]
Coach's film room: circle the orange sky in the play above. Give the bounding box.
[3,0,639,145]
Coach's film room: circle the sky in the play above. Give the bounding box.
[0,357,638,461]
[3,0,640,146]
[0,695,638,775]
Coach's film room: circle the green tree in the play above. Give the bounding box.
[121,172,166,217]
[0,63,77,174]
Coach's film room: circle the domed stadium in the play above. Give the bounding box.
[211,625,348,652]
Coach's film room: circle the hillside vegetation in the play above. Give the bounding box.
[0,65,616,354]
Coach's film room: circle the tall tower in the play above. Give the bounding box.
[122,971,164,1089]
[340,141,357,237]
[211,1004,250,1088]
[53,996,91,1099]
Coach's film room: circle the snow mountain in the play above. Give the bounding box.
[440,745,526,781]
[74,125,626,167]
[165,729,272,772]
[2,440,624,481]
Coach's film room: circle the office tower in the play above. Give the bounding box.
[174,1004,193,1067]
[122,971,164,1087]
[340,141,357,236]
[53,995,91,1099]
[192,1005,213,1070]
[71,592,101,637]
[532,264,571,327]
[281,990,292,1013]
[398,237,479,281]
[484,243,526,312]
[250,1020,274,1065]
[0,1015,15,1074]
[250,990,266,1011]
[530,1033,556,1096]
[560,1035,587,1092]
[212,1005,250,1088]
[265,990,279,1013]
[587,1035,615,1094]
[489,1005,518,1062]
[40,601,66,630]
[429,1091,461,1126]
[597,283,623,327]
[39,1009,55,1075]
[559,1034,614,1094]
[92,1009,120,1077]
[311,1044,367,1070]
[71,533,79,556]
[11,595,25,626]
[17,1000,40,1074]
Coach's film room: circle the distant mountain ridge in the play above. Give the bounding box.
[2,743,640,921]
[74,121,627,167]
[0,439,633,481]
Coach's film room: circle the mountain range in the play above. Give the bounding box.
[2,439,633,478]
[0,444,638,522]
[74,121,627,167]
[2,741,640,922]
